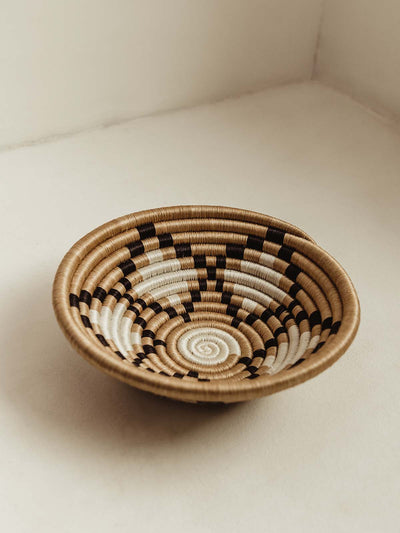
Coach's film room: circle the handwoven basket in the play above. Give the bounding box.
[53,206,359,403]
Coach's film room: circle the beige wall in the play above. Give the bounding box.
[316,0,400,120]
[0,0,322,148]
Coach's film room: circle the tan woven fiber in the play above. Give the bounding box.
[53,205,360,403]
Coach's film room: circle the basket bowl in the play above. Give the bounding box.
[53,206,359,403]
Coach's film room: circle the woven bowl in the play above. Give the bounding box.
[53,206,359,403]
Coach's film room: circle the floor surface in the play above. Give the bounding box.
[1,82,399,532]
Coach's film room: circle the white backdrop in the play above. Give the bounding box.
[0,0,322,148]
[316,0,400,121]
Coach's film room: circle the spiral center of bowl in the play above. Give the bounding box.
[177,327,241,366]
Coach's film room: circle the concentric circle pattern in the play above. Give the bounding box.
[53,206,359,403]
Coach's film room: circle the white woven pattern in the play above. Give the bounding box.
[94,260,311,373]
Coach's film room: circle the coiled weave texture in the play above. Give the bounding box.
[53,206,359,403]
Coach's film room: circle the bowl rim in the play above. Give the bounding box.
[52,205,360,402]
